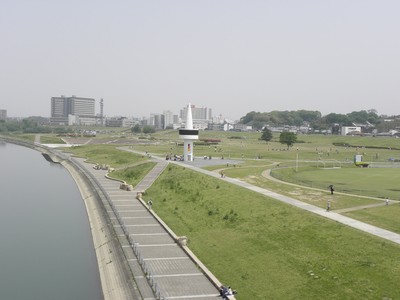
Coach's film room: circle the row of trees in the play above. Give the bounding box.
[0,118,52,134]
[239,109,390,131]
[261,127,297,149]
[0,118,159,135]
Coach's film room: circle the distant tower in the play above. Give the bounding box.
[179,104,199,161]
[100,98,104,126]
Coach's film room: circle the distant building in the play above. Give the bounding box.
[233,123,253,132]
[341,126,361,136]
[0,109,7,120]
[105,117,137,127]
[180,105,211,130]
[180,105,211,122]
[50,95,96,125]
[208,123,225,131]
[163,110,179,129]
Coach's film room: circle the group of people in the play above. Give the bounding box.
[219,285,237,299]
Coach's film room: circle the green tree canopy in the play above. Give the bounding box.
[260,127,273,142]
[279,132,297,150]
[131,124,141,133]
[142,125,155,134]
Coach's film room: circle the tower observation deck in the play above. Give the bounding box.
[179,103,199,161]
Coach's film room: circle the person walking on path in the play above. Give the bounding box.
[328,185,334,195]
[385,198,389,206]
[147,199,153,210]
[327,199,331,212]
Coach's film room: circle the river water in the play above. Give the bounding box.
[0,142,103,300]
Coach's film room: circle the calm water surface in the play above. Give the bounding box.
[0,142,103,300]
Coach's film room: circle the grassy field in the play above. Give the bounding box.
[40,135,66,144]
[222,165,381,210]
[109,162,157,187]
[63,144,149,168]
[344,204,400,233]
[271,166,400,199]
[144,164,400,300]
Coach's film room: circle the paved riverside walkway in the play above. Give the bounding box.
[72,157,222,300]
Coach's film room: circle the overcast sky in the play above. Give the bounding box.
[1,0,399,120]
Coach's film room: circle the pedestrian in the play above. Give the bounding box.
[147,199,153,210]
[385,198,389,206]
[327,199,331,212]
[328,185,334,195]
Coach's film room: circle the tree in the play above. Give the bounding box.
[142,125,155,134]
[279,132,297,150]
[261,127,272,142]
[131,124,141,133]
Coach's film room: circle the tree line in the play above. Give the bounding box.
[239,109,399,131]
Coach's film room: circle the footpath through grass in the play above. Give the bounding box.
[145,164,400,300]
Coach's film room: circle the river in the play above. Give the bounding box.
[0,142,103,300]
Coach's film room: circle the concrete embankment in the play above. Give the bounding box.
[0,137,140,300]
[61,158,141,300]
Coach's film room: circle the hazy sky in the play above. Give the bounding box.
[1,0,399,120]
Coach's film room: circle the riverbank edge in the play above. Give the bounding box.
[1,137,140,300]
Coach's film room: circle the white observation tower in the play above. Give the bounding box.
[179,104,199,161]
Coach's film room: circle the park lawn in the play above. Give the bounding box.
[144,164,400,300]
[133,132,400,166]
[40,135,66,144]
[64,144,149,168]
[221,165,380,210]
[344,204,400,234]
[271,165,400,200]
[12,133,36,142]
[109,162,157,187]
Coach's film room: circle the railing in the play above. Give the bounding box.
[68,156,165,299]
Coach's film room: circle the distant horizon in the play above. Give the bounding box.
[2,105,397,121]
[1,1,399,120]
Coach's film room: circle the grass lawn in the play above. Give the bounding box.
[40,135,66,144]
[109,162,157,187]
[144,164,400,300]
[344,204,400,234]
[64,144,149,168]
[272,165,400,200]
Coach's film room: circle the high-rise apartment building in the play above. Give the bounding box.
[180,104,212,130]
[0,109,7,120]
[50,95,96,125]
[180,105,212,122]
[163,110,177,129]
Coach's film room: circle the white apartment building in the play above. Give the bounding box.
[50,95,96,125]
